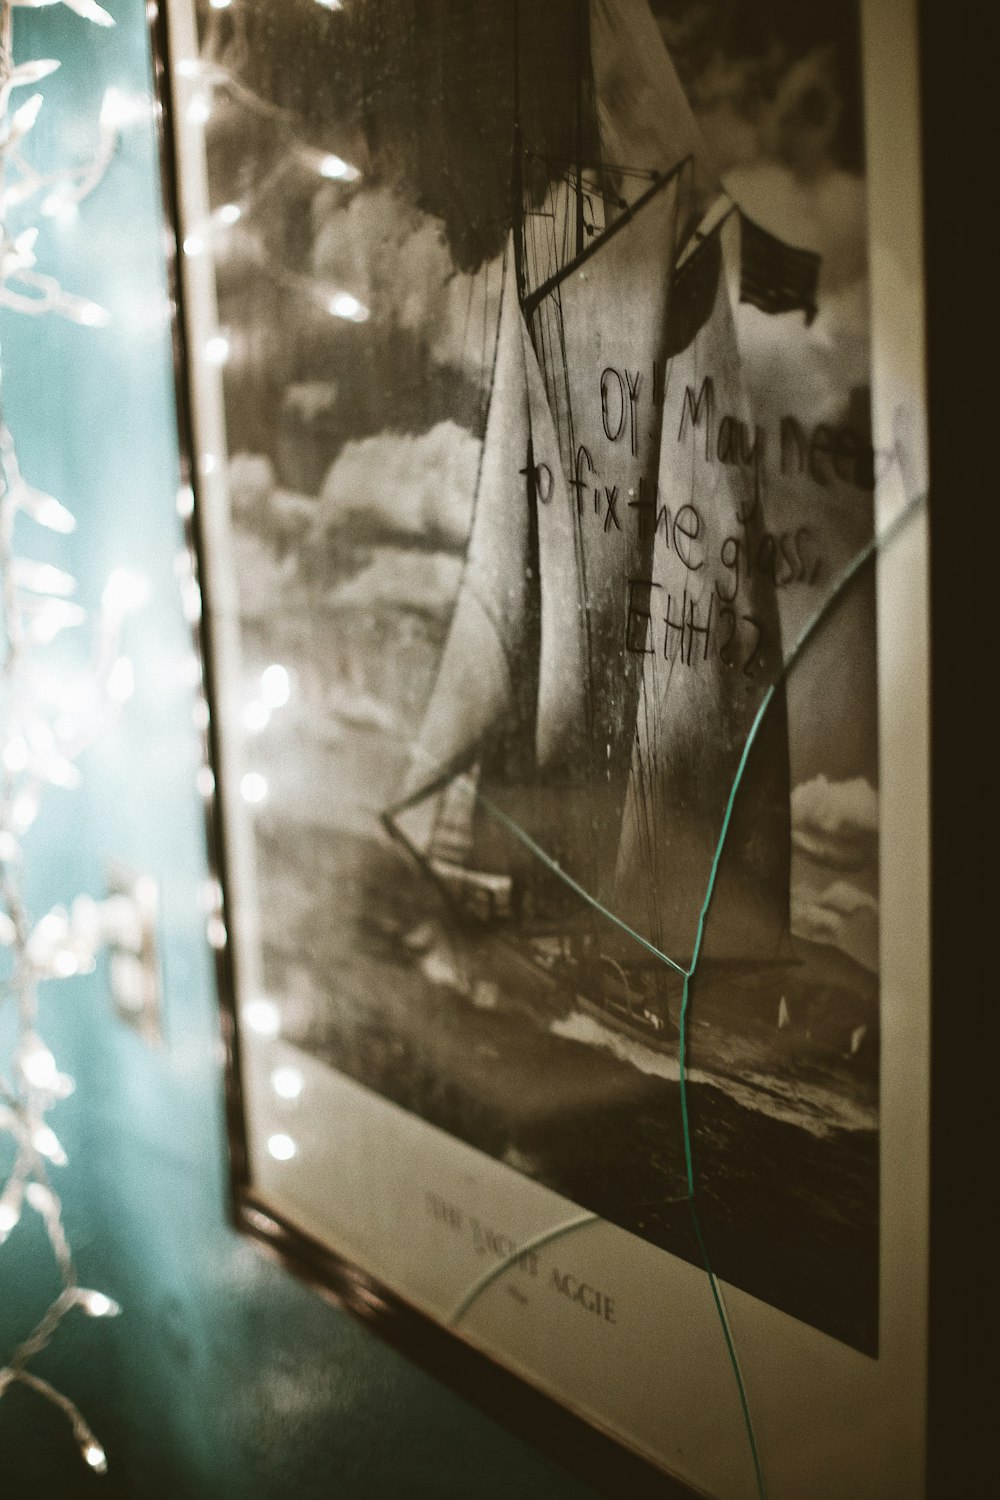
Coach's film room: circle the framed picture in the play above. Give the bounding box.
[154,1,933,1494]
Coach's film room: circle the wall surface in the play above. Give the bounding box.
[0,6,601,1495]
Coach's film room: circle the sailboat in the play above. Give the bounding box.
[384,0,818,1046]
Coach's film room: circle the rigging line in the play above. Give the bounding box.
[479,257,491,434]
[528,150,659,182]
[450,1212,599,1326]
[544,202,575,471]
[523,154,693,320]
[549,251,597,754]
[469,240,509,528]
[459,250,477,366]
[382,784,486,939]
[542,199,570,436]
[532,218,558,415]
[546,297,602,855]
[674,198,737,274]
[631,735,661,959]
[471,787,686,978]
[642,682,667,952]
[644,647,683,962]
[522,184,597,758]
[573,0,585,259]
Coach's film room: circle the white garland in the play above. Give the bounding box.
[0,0,149,1474]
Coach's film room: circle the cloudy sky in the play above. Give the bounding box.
[209,0,880,965]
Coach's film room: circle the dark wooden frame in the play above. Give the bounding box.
[920,3,995,1497]
[145,2,990,1494]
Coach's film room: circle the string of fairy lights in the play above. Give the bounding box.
[0,0,154,1473]
[0,1,355,1467]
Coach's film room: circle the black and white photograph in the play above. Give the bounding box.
[186,0,887,1359]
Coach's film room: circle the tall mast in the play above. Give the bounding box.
[574,0,585,257]
[511,0,526,306]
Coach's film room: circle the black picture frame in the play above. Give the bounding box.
[919,4,995,1497]
[144,1,971,1494]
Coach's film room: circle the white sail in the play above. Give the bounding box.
[590,0,719,221]
[401,250,530,802]
[396,244,572,895]
[521,0,720,897]
[522,313,589,770]
[612,211,791,963]
[393,0,793,967]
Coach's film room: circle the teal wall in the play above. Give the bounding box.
[0,7,600,1496]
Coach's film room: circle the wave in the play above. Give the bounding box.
[550,1010,877,1140]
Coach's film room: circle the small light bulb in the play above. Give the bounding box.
[34,495,76,533]
[267,1133,297,1161]
[327,291,369,323]
[42,192,80,224]
[198,878,223,914]
[205,916,227,950]
[215,203,241,225]
[44,757,82,792]
[204,334,230,366]
[29,599,87,644]
[12,94,44,135]
[14,58,61,84]
[106,656,135,704]
[186,95,211,126]
[20,1036,58,1091]
[240,772,268,805]
[272,1066,304,1101]
[75,0,115,25]
[32,1125,67,1165]
[25,1182,56,1215]
[70,300,111,328]
[12,559,76,595]
[0,1202,21,1237]
[83,1443,108,1474]
[244,998,280,1038]
[182,234,205,258]
[182,580,203,624]
[259,664,290,708]
[318,153,359,182]
[101,87,149,129]
[103,568,150,615]
[3,737,28,774]
[242,700,271,734]
[79,1289,120,1318]
[11,791,39,834]
[52,948,82,978]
